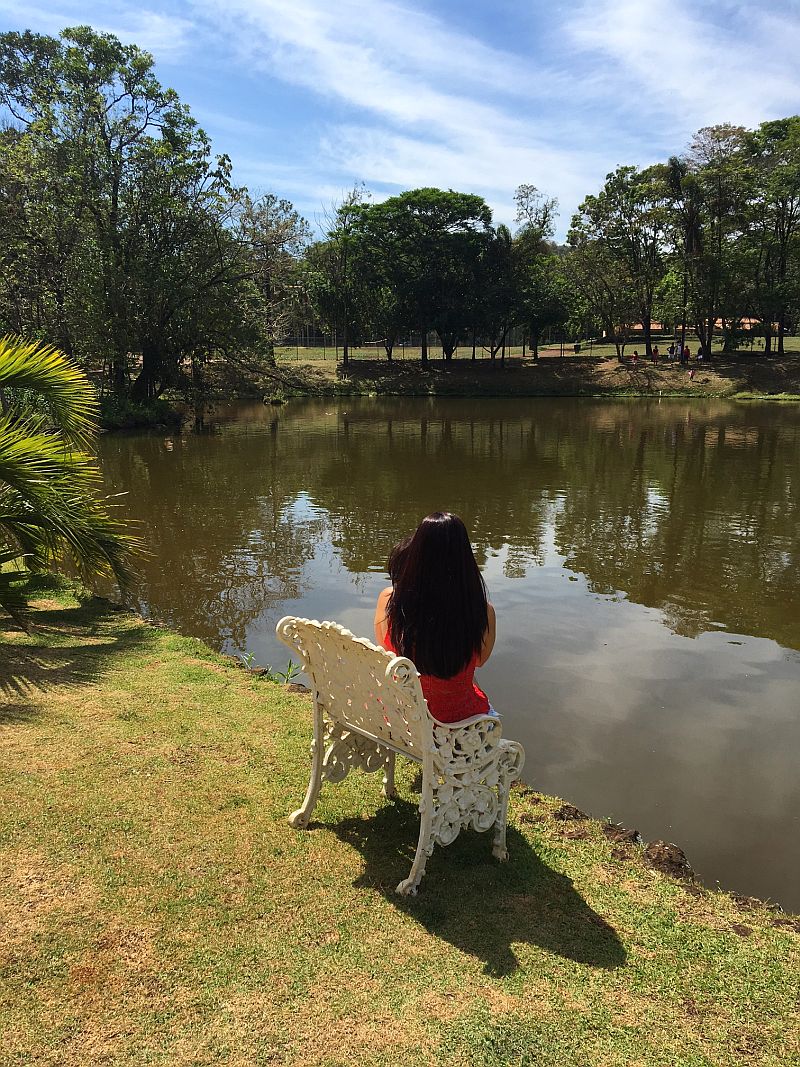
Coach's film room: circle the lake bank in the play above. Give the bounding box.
[2,581,798,1065]
[262,353,800,402]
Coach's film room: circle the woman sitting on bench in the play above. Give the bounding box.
[373,511,497,723]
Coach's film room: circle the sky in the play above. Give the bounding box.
[2,0,800,237]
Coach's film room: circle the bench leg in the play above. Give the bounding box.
[492,776,511,861]
[382,751,397,798]
[289,705,324,829]
[396,794,434,895]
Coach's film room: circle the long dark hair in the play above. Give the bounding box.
[387,512,488,678]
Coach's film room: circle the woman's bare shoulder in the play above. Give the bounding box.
[377,585,392,605]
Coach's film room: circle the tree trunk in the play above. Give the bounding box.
[777,313,785,356]
[471,328,476,361]
[131,340,160,402]
[642,318,653,359]
[531,329,539,361]
[421,330,428,363]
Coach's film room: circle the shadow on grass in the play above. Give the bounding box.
[327,798,626,976]
[0,598,153,720]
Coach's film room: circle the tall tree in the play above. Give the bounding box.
[0,27,262,400]
[743,117,800,355]
[571,165,669,358]
[513,185,565,358]
[666,125,749,358]
[350,188,493,362]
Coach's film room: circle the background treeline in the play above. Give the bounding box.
[2,26,800,411]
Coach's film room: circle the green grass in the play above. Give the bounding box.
[1,583,798,1066]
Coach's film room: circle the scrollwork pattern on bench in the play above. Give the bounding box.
[277,616,526,893]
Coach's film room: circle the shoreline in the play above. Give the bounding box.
[261,354,800,403]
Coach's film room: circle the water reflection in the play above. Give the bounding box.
[100,398,800,909]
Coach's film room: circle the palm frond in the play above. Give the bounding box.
[0,335,98,448]
[0,337,142,625]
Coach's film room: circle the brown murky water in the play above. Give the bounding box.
[100,397,800,910]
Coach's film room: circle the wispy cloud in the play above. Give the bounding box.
[566,0,800,136]
[0,1,195,59]
[191,0,620,229]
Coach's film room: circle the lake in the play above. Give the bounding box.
[100,397,800,910]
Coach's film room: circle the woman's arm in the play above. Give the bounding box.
[477,602,496,667]
[373,586,392,645]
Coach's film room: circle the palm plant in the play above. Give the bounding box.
[0,336,141,626]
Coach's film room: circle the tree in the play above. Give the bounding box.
[571,165,669,358]
[742,117,800,355]
[0,27,262,401]
[350,188,493,361]
[0,336,140,625]
[512,185,566,358]
[475,224,515,362]
[237,193,310,366]
[563,241,638,360]
[306,186,370,366]
[665,126,749,358]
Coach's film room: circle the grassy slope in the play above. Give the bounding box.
[263,354,800,401]
[1,584,798,1067]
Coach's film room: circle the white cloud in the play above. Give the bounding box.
[0,1,195,59]
[566,0,800,136]
[191,0,623,231]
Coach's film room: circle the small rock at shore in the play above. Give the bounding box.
[603,823,643,845]
[644,840,694,880]
[552,803,589,821]
[285,682,310,694]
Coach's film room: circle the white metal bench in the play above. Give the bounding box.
[276,616,526,895]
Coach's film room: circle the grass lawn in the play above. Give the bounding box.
[1,581,798,1066]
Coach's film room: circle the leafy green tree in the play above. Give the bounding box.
[512,185,567,358]
[0,336,140,625]
[474,224,515,362]
[563,240,638,359]
[571,165,669,358]
[0,27,263,401]
[665,126,749,358]
[742,117,800,355]
[237,193,310,366]
[351,188,493,361]
[306,187,371,366]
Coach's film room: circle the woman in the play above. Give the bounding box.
[373,512,496,723]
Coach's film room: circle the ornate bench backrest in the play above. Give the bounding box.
[276,616,432,758]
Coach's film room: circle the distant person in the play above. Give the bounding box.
[632,350,639,365]
[683,345,691,362]
[689,367,695,380]
[652,344,659,363]
[374,512,497,723]
[667,343,675,360]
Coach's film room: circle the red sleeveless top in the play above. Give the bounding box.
[381,633,490,723]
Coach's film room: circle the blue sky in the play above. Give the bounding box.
[2,0,800,236]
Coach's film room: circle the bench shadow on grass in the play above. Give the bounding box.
[327,798,626,977]
[0,598,150,722]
